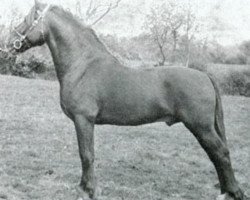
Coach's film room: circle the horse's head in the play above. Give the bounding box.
[7,0,50,54]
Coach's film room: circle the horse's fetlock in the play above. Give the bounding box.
[222,147,230,157]
[80,180,96,199]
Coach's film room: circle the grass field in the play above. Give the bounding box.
[0,75,249,200]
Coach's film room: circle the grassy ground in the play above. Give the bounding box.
[0,75,249,200]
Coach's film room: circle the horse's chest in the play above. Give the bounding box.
[59,84,98,119]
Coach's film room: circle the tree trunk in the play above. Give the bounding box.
[172,30,177,63]
[185,39,191,67]
[159,45,166,66]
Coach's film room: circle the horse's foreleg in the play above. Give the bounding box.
[188,125,245,200]
[74,114,96,200]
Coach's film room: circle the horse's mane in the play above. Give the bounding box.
[49,5,112,53]
[48,5,120,61]
[50,6,83,25]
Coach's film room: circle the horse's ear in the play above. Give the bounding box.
[34,0,42,10]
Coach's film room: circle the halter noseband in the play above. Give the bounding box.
[13,4,50,50]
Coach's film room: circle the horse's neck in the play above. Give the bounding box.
[45,10,115,82]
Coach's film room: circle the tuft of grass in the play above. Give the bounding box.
[0,75,249,200]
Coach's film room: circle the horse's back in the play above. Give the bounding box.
[157,66,214,96]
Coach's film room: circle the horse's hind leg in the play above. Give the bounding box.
[186,124,245,200]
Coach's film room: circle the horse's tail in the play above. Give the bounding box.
[207,74,227,144]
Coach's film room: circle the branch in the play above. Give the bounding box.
[86,0,94,17]
[112,0,122,8]
[91,0,122,26]
[161,28,169,45]
[86,3,105,19]
[91,3,112,25]
[173,20,183,31]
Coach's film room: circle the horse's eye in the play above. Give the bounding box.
[24,18,28,25]
[35,10,41,17]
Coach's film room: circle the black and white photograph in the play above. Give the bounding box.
[0,0,249,199]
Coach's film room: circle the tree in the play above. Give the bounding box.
[239,41,250,57]
[0,5,23,50]
[143,1,185,66]
[75,0,122,26]
[239,40,250,64]
[183,0,199,67]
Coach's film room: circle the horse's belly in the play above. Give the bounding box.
[96,112,176,126]
[95,98,175,126]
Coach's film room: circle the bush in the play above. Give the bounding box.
[188,60,207,72]
[245,82,250,97]
[11,56,48,78]
[219,71,247,96]
[10,61,34,78]
[36,68,57,80]
[0,52,50,79]
[0,51,16,74]
[224,53,247,65]
[27,56,47,74]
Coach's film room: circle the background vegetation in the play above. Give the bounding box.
[0,0,250,96]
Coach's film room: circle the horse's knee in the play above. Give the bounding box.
[220,146,230,160]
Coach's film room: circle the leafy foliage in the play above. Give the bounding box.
[220,71,247,96]
[75,0,122,25]
[143,1,187,66]
[0,53,52,79]
[0,51,16,74]
[0,1,250,97]
[208,65,250,97]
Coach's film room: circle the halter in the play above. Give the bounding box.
[13,4,50,50]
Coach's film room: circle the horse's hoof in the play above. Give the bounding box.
[216,192,249,200]
[75,185,98,200]
[76,195,96,200]
[216,193,233,200]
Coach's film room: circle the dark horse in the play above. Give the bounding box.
[7,1,246,200]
